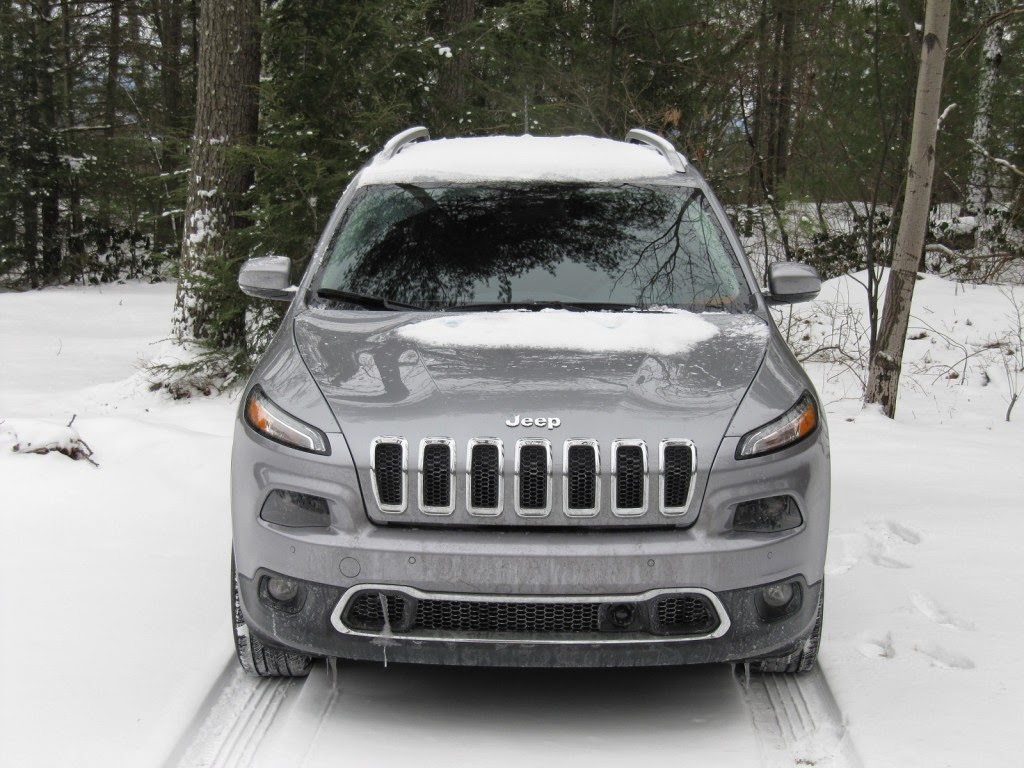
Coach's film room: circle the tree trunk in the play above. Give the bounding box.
[434,0,475,133]
[105,0,120,141]
[172,0,260,345]
[154,0,185,132]
[772,0,798,185]
[864,0,951,417]
[966,0,1002,254]
[36,0,61,282]
[61,0,84,273]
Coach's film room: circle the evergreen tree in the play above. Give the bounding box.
[172,0,260,350]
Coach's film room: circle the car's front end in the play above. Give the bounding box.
[231,129,829,674]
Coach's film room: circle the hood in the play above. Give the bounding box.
[295,308,768,415]
[293,308,770,527]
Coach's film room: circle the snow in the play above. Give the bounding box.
[360,135,682,185]
[6,419,85,455]
[793,273,1024,767]
[1,273,1022,766]
[0,283,234,767]
[393,308,721,355]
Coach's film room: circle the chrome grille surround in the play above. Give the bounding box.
[611,439,648,517]
[562,439,600,517]
[466,438,504,517]
[370,436,408,514]
[331,585,731,644]
[659,439,696,516]
[515,438,552,517]
[418,437,456,515]
[368,436,695,520]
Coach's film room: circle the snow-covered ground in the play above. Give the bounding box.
[1,274,1022,766]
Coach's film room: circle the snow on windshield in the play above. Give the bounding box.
[392,308,720,355]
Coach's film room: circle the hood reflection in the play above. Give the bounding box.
[294,310,768,419]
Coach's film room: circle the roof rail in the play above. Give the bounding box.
[378,126,431,162]
[625,129,688,172]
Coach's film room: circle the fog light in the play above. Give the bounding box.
[733,495,803,533]
[762,582,794,608]
[266,577,299,603]
[755,580,802,622]
[260,489,330,527]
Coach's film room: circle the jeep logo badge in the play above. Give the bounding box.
[505,414,561,430]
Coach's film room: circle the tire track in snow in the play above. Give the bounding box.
[168,658,857,768]
[738,665,862,767]
[164,659,297,768]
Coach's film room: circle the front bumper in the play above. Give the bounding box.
[231,399,829,667]
[237,570,822,667]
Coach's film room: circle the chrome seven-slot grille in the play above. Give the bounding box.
[370,437,695,518]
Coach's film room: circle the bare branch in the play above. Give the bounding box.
[968,138,1024,178]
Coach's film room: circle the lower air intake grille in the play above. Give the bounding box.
[338,589,724,639]
[413,599,600,633]
[654,595,718,634]
[373,442,404,508]
[345,592,406,631]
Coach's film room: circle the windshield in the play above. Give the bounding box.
[313,183,755,312]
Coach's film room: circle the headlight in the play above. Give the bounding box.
[244,386,329,455]
[736,392,818,459]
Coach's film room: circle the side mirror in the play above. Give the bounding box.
[238,255,295,301]
[765,262,821,305]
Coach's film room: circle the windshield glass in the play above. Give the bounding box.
[313,183,755,311]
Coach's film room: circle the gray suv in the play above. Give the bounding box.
[232,128,829,676]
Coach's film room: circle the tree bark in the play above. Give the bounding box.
[172,0,260,344]
[434,0,475,133]
[966,0,1002,254]
[864,0,951,417]
[154,0,185,133]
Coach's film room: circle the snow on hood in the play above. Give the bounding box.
[392,309,721,356]
[359,136,681,185]
[292,309,770,417]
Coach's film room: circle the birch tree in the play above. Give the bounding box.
[172,0,260,346]
[865,0,952,417]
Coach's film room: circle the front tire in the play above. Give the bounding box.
[231,554,313,677]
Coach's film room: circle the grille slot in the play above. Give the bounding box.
[419,439,454,514]
[516,440,551,516]
[661,440,695,514]
[653,595,718,635]
[371,438,406,513]
[467,440,502,515]
[612,441,648,516]
[564,441,599,516]
[413,599,600,633]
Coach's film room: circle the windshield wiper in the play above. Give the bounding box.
[447,300,638,312]
[314,288,424,311]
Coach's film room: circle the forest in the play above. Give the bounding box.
[1,0,1021,379]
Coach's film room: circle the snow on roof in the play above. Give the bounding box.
[392,308,719,356]
[359,135,682,185]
